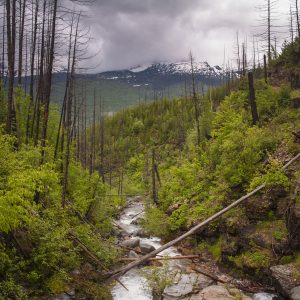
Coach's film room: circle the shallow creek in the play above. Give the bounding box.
[111,198,278,300]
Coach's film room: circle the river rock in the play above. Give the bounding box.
[291,286,300,300]
[128,250,139,258]
[253,293,277,300]
[120,238,140,248]
[270,264,300,298]
[194,285,251,300]
[140,242,155,253]
[131,216,145,225]
[164,273,199,298]
[131,228,150,238]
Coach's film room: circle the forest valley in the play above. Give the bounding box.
[1,0,300,300]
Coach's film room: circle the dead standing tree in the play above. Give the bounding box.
[5,0,17,134]
[190,51,201,147]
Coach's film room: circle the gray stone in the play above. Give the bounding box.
[136,228,150,238]
[131,217,145,225]
[196,274,214,290]
[197,285,251,300]
[120,238,140,248]
[253,293,277,300]
[270,264,300,297]
[164,273,199,298]
[128,250,139,258]
[291,286,300,300]
[140,242,155,253]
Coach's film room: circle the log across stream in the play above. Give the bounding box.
[111,197,279,300]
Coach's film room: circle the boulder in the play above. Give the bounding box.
[270,264,300,298]
[120,238,140,248]
[132,228,150,238]
[128,250,139,259]
[164,273,199,298]
[131,217,145,225]
[163,272,215,299]
[291,286,300,300]
[253,293,277,300]
[197,285,251,300]
[196,274,214,291]
[140,242,155,253]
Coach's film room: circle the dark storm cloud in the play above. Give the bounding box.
[82,0,289,72]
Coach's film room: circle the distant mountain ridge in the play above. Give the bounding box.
[95,61,224,89]
[51,61,225,113]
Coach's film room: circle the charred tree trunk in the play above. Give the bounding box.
[6,0,17,134]
[248,72,259,125]
[296,0,300,37]
[26,0,39,143]
[264,54,268,84]
[17,0,26,85]
[190,52,200,146]
[41,0,58,161]
[152,149,158,205]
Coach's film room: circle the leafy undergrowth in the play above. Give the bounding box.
[0,132,122,299]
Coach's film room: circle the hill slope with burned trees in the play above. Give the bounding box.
[0,0,300,299]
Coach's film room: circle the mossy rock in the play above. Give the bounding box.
[228,249,273,271]
[246,187,287,220]
[250,220,289,252]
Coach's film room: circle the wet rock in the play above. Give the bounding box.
[253,292,277,300]
[291,286,300,300]
[270,264,300,298]
[128,250,139,259]
[164,273,199,298]
[120,238,140,248]
[196,285,251,300]
[140,242,155,253]
[136,228,150,238]
[131,216,145,225]
[131,228,150,238]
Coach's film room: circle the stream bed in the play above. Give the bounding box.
[111,197,279,300]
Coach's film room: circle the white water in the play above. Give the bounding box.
[111,199,278,300]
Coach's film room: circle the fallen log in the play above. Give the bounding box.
[106,153,300,280]
[120,255,199,262]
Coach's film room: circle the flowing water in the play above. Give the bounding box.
[111,198,278,300]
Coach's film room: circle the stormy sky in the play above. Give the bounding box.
[81,0,291,72]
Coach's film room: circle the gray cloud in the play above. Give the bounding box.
[81,0,290,72]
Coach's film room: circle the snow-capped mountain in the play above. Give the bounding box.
[51,61,225,113]
[129,61,223,76]
[97,61,224,89]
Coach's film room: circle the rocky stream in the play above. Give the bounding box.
[111,197,285,300]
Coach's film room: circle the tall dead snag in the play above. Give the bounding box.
[41,0,58,161]
[291,5,294,43]
[190,52,200,146]
[54,16,74,160]
[89,89,96,174]
[26,0,39,143]
[17,0,26,85]
[62,13,80,208]
[296,0,300,37]
[1,1,6,81]
[5,0,17,134]
[152,149,158,205]
[99,98,105,183]
[34,0,47,146]
[236,32,241,75]
[248,72,259,125]
[264,54,268,84]
[267,0,271,60]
